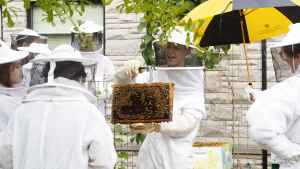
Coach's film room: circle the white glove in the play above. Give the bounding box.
[284,143,300,166]
[244,85,261,103]
[124,60,144,77]
[130,113,198,137]
[130,122,160,134]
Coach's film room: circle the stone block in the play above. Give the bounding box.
[204,71,220,93]
[238,69,259,82]
[2,26,26,32]
[8,16,27,27]
[106,29,129,40]
[221,52,244,60]
[206,106,239,121]
[105,0,121,13]
[241,116,248,127]
[226,126,249,138]
[111,60,127,66]
[105,24,119,29]
[106,19,118,24]
[106,40,141,56]
[205,93,232,105]
[247,54,261,60]
[107,56,126,61]
[130,34,145,39]
[130,28,146,34]
[3,32,13,42]
[198,120,226,137]
[221,77,239,82]
[105,13,118,19]
[119,23,140,29]
[119,13,137,23]
[267,59,274,71]
[136,13,144,22]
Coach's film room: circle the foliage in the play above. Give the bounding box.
[0,0,113,49]
[116,0,231,69]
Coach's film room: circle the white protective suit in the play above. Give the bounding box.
[0,77,117,169]
[114,67,206,169]
[0,81,26,133]
[247,67,300,168]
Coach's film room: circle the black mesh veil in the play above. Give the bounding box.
[270,44,300,82]
[10,34,48,66]
[153,41,202,67]
[70,32,102,52]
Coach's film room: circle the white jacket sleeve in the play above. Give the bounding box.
[88,123,117,168]
[0,116,14,169]
[114,67,132,85]
[159,93,205,137]
[248,87,296,159]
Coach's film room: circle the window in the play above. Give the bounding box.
[28,2,104,53]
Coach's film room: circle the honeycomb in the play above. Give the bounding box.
[111,83,175,124]
[193,142,229,147]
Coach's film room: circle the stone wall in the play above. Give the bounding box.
[2,1,27,47]
[105,0,145,71]
[2,1,282,167]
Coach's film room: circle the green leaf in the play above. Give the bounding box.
[51,21,56,27]
[144,36,153,44]
[125,6,133,14]
[88,42,92,50]
[73,26,79,32]
[214,45,222,50]
[186,1,195,11]
[70,8,74,17]
[0,0,6,6]
[115,125,122,134]
[130,137,135,143]
[221,44,231,54]
[7,12,14,28]
[74,33,79,39]
[118,167,126,169]
[85,0,95,6]
[81,39,86,47]
[24,0,31,9]
[136,133,146,144]
[137,22,148,32]
[118,151,129,159]
[206,49,213,56]
[114,138,124,143]
[80,1,85,12]
[106,117,111,121]
[235,43,241,46]
[119,131,128,135]
[138,48,146,53]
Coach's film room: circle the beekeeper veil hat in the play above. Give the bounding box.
[30,44,98,93]
[153,26,204,92]
[269,23,300,82]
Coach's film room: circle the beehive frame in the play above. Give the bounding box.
[111,83,175,124]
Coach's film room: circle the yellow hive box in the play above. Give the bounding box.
[192,142,232,169]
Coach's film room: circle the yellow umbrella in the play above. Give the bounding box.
[183,0,300,99]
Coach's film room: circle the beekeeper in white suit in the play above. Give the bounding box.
[10,29,48,66]
[0,40,28,133]
[114,26,206,169]
[17,43,52,89]
[0,44,117,169]
[247,23,300,169]
[70,21,115,114]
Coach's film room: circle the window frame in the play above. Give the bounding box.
[26,1,106,55]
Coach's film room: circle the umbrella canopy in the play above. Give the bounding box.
[183,0,300,47]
